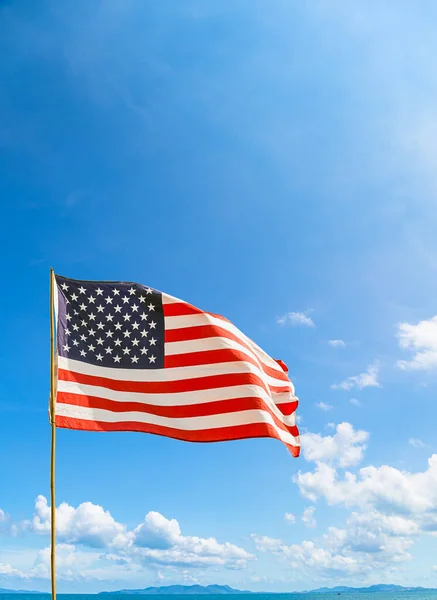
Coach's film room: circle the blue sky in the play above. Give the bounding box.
[2,0,437,593]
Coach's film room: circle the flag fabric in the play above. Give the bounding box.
[53,275,300,456]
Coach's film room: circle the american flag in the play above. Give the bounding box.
[54,275,300,456]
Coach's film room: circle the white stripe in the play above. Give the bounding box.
[58,356,291,392]
[56,403,299,447]
[57,380,296,427]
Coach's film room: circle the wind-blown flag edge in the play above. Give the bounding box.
[53,274,300,457]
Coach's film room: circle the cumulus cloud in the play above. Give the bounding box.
[28,497,253,573]
[252,509,416,580]
[331,362,380,391]
[284,513,296,524]
[349,398,361,407]
[397,316,437,370]
[277,311,315,327]
[301,422,369,468]
[328,340,346,347]
[31,495,130,549]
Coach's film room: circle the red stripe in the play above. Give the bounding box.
[55,415,300,457]
[163,302,203,317]
[58,368,290,396]
[57,391,299,437]
[164,348,290,384]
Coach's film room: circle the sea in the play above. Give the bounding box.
[3,594,437,600]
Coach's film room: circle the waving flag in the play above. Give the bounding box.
[53,275,300,455]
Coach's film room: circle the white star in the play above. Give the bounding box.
[106,330,114,338]
[114,339,122,347]
[96,353,103,361]
[72,324,79,331]
[79,303,87,311]
[88,344,96,352]
[88,329,95,336]
[140,312,148,321]
[88,295,96,304]
[114,322,122,331]
[128,287,136,295]
[71,293,78,302]
[150,337,157,346]
[140,329,148,337]
[123,347,131,355]
[122,296,130,304]
[74,309,79,315]
[63,344,70,352]
[149,355,156,363]
[123,313,131,321]
[96,288,103,296]
[132,338,139,346]
[106,313,114,322]
[61,282,69,291]
[132,322,139,330]
[80,349,87,357]
[131,356,139,364]
[113,355,121,363]
[97,322,105,330]
[146,287,153,295]
[105,296,113,304]
[96,337,104,345]
[89,313,96,321]
[149,321,157,329]
[78,286,86,294]
[140,347,148,355]
[72,339,79,346]
[113,288,120,296]
[147,303,155,311]
[139,295,146,303]
[105,346,113,354]
[66,313,72,321]
[114,305,122,313]
[81,319,87,327]
[65,298,70,305]
[80,334,87,342]
[65,328,71,336]
[97,304,104,313]
[132,304,139,312]
[123,330,131,338]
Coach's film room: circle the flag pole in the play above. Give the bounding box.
[49,267,57,600]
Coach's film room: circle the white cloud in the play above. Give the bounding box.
[28,497,253,573]
[301,507,316,528]
[295,454,437,522]
[277,311,315,327]
[350,398,361,407]
[284,513,296,524]
[331,362,380,391]
[397,316,437,370]
[328,340,346,347]
[301,422,369,468]
[30,495,130,549]
[409,438,426,448]
[315,402,333,412]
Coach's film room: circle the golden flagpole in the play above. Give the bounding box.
[49,267,57,600]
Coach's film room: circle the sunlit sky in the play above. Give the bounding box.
[2,0,437,593]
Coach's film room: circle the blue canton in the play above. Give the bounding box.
[55,276,164,369]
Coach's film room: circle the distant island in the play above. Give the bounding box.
[2,583,437,595]
[99,585,250,595]
[99,584,436,595]
[302,585,433,594]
